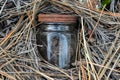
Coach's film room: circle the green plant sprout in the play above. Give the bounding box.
[100,0,111,10]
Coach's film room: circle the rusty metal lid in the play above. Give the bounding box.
[38,14,77,23]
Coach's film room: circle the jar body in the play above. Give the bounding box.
[37,23,77,68]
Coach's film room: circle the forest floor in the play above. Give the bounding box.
[0,0,120,80]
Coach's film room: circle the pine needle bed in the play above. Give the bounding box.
[0,0,120,80]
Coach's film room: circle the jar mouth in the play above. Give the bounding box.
[38,14,77,23]
[39,24,75,32]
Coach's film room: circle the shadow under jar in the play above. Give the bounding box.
[37,14,77,68]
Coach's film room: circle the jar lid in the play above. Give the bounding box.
[38,14,77,23]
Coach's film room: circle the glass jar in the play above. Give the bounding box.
[37,14,77,68]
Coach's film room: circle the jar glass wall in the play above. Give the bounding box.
[36,14,77,68]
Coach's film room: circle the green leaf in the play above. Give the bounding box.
[99,0,111,10]
[101,0,111,6]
